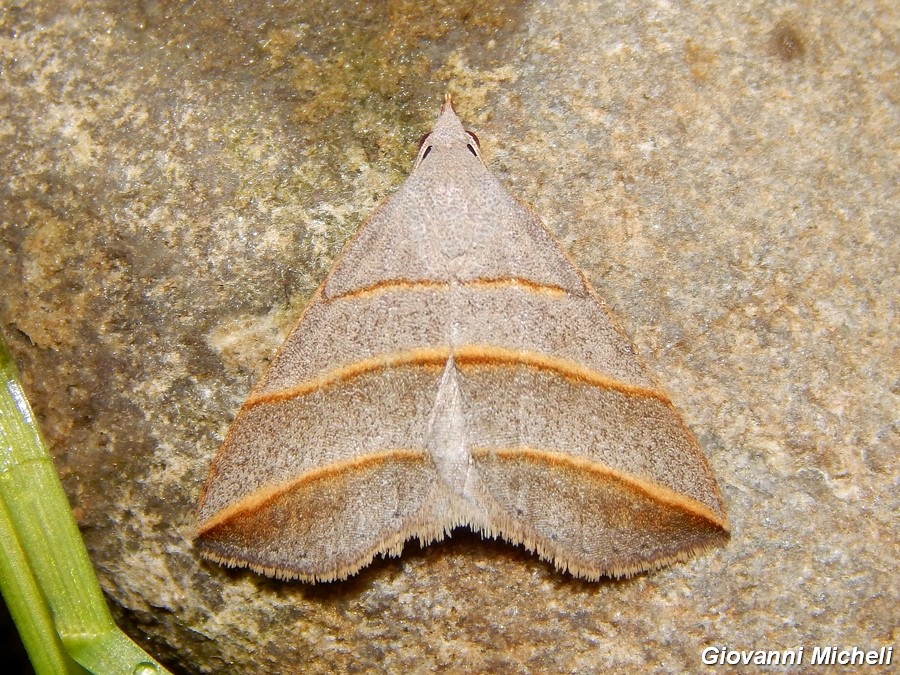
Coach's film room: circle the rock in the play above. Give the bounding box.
[0,2,895,671]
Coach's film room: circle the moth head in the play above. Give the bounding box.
[414,100,484,169]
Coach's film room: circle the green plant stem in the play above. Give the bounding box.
[0,333,171,674]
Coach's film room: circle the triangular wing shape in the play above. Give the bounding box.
[195,98,729,581]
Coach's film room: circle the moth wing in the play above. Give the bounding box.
[197,443,449,582]
[194,250,463,581]
[446,268,730,578]
[471,446,730,580]
[195,100,730,581]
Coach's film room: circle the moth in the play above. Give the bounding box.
[195,96,729,581]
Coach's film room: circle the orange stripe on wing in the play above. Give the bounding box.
[452,345,669,403]
[328,276,570,302]
[471,446,729,532]
[246,345,669,409]
[196,449,429,534]
[246,347,452,408]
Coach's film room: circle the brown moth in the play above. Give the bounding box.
[195,96,729,582]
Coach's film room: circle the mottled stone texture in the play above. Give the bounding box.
[0,1,895,672]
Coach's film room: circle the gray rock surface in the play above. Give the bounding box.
[0,1,895,672]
